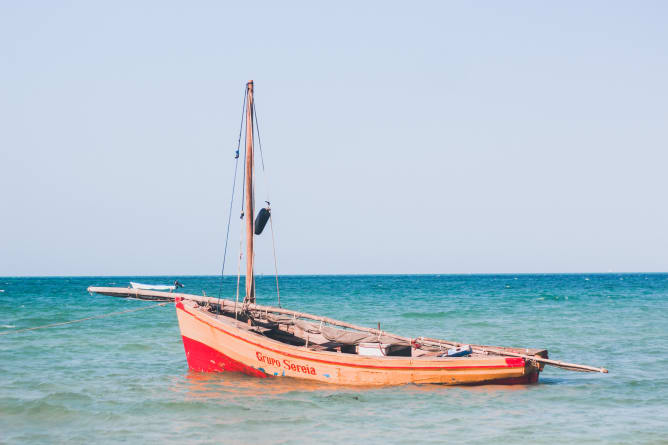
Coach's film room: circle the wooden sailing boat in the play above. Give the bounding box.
[89,81,606,384]
[168,80,608,385]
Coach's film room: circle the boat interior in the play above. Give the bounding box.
[188,299,543,360]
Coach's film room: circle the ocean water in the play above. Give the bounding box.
[1,274,667,444]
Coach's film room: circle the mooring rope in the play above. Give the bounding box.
[0,302,168,336]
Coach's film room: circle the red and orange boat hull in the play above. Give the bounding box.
[176,299,540,386]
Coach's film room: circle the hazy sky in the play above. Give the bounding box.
[1,1,667,276]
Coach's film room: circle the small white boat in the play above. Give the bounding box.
[130,281,183,291]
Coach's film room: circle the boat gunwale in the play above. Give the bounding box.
[178,300,528,372]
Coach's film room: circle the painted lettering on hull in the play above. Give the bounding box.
[256,351,316,375]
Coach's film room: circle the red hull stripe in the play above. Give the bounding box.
[504,357,525,367]
[178,305,526,372]
[182,335,268,377]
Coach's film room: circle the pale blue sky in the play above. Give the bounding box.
[1,1,667,276]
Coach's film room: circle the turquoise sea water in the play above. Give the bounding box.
[1,274,667,444]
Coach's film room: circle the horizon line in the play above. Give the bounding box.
[1,271,667,279]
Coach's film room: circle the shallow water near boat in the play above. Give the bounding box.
[1,274,667,444]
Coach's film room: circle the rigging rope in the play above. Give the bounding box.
[269,215,281,307]
[227,83,281,309]
[0,303,168,336]
[217,87,248,308]
[252,100,269,196]
[252,100,281,306]
[235,211,244,319]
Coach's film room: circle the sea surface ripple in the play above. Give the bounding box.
[1,274,667,444]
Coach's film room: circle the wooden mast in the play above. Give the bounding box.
[244,80,255,303]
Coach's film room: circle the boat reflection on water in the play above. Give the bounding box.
[176,369,537,402]
[179,370,380,399]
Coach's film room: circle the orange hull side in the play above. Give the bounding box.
[175,300,539,386]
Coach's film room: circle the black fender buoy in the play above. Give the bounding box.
[254,207,271,235]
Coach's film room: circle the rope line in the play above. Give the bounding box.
[252,100,268,196]
[0,303,168,336]
[269,214,281,307]
[240,87,248,216]
[235,212,244,319]
[217,87,248,306]
[251,98,281,306]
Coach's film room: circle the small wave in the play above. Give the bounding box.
[402,311,450,319]
[119,343,152,352]
[536,294,567,300]
[43,391,93,404]
[1,324,16,328]
[323,393,362,402]
[3,397,80,419]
